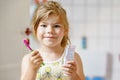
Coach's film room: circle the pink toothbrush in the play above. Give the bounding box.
[23,38,33,51]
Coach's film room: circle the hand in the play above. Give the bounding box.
[62,60,77,78]
[28,50,43,71]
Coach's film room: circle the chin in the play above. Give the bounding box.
[44,42,59,48]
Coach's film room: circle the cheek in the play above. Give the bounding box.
[58,30,65,39]
[36,28,43,39]
[57,28,64,35]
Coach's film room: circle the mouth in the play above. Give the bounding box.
[44,36,56,39]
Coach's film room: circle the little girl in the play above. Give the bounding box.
[21,1,85,80]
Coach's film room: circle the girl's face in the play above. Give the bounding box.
[37,14,65,47]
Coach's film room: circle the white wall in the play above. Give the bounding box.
[50,0,120,80]
[0,0,120,80]
[0,0,30,80]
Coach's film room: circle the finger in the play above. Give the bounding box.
[62,67,73,75]
[62,64,74,71]
[62,64,77,74]
[66,60,76,65]
[62,70,72,76]
[63,64,71,68]
[31,50,39,57]
[66,61,77,68]
[33,58,43,64]
[31,53,42,62]
[63,63,75,69]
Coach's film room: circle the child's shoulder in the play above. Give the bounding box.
[74,52,82,62]
[74,52,80,58]
[22,53,31,62]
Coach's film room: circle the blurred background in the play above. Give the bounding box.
[0,0,120,80]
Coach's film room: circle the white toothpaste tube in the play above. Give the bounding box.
[64,45,76,63]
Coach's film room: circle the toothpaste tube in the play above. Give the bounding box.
[64,45,75,63]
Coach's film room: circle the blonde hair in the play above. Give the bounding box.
[31,1,70,48]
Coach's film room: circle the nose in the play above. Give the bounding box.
[46,25,54,33]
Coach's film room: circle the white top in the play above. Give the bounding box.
[36,47,70,80]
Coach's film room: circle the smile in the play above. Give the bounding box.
[44,36,56,38]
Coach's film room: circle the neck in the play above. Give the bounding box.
[41,45,63,53]
[39,45,64,61]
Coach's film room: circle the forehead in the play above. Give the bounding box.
[41,14,63,24]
